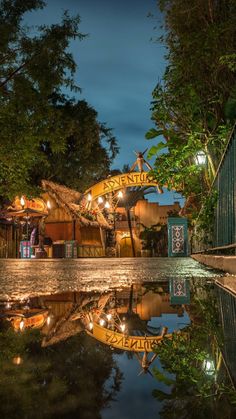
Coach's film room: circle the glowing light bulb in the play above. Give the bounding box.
[107,313,112,321]
[98,196,104,204]
[20,196,25,207]
[104,201,110,209]
[46,316,51,326]
[12,356,23,365]
[19,320,25,331]
[120,323,126,333]
[87,193,92,201]
[47,200,51,209]
[88,322,93,330]
[117,190,123,198]
[99,319,106,327]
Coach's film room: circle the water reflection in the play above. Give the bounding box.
[0,279,235,418]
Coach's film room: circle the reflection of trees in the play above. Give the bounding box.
[152,284,236,418]
[0,326,122,419]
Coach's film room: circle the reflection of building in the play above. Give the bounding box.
[115,199,181,257]
[115,285,184,320]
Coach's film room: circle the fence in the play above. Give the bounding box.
[216,283,236,385]
[193,124,236,252]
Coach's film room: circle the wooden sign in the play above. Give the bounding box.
[89,322,172,352]
[85,172,163,200]
[13,197,47,213]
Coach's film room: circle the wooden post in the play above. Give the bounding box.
[126,208,136,257]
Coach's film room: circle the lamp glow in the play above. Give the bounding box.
[47,200,51,209]
[203,359,215,375]
[195,152,206,165]
[87,193,92,201]
[120,323,126,333]
[99,319,106,327]
[98,196,104,204]
[104,201,110,209]
[117,190,123,199]
[46,316,51,326]
[88,322,93,330]
[107,313,112,321]
[19,320,25,331]
[20,196,25,207]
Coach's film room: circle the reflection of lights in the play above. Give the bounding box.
[120,323,126,333]
[98,196,104,204]
[12,356,23,365]
[5,302,11,309]
[104,201,110,209]
[117,190,123,198]
[99,319,106,327]
[19,320,25,331]
[195,151,206,165]
[87,193,92,202]
[20,196,25,207]
[47,200,51,209]
[107,313,112,321]
[203,359,215,375]
[88,322,93,330]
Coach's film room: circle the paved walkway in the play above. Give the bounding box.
[0,257,222,301]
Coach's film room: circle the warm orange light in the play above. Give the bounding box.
[46,200,51,209]
[12,356,23,365]
[104,201,110,209]
[19,320,25,331]
[120,323,126,333]
[117,190,123,199]
[20,196,25,207]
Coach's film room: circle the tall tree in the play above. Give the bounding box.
[146,0,236,203]
[0,1,118,201]
[29,99,119,192]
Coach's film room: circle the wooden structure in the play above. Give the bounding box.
[41,180,110,257]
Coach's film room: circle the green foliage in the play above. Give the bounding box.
[139,223,161,250]
[29,99,119,192]
[152,283,236,417]
[195,189,218,245]
[147,0,236,208]
[0,327,122,419]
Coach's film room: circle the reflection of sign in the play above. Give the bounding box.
[90,322,172,352]
[13,197,47,212]
[85,172,162,200]
[170,279,190,305]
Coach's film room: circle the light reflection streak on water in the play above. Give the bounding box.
[0,257,222,301]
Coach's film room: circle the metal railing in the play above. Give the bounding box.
[213,124,236,247]
[192,124,236,252]
[216,283,236,385]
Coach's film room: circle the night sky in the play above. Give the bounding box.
[26,0,183,205]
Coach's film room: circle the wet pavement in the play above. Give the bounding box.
[0,257,222,301]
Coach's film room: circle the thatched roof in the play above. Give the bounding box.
[42,180,111,229]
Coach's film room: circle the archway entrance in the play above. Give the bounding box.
[120,236,132,257]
